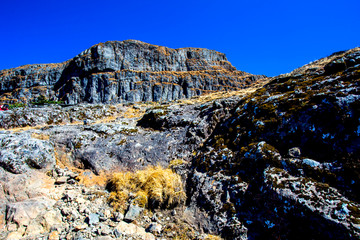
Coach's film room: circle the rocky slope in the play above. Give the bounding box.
[188,47,360,239]
[0,45,359,240]
[0,40,264,104]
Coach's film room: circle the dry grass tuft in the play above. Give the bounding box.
[76,170,110,187]
[201,234,223,240]
[175,79,270,106]
[169,159,187,169]
[108,166,186,212]
[31,132,50,141]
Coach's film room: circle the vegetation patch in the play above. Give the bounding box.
[107,166,186,212]
[168,159,187,169]
[76,170,110,187]
[30,95,64,106]
[8,102,26,109]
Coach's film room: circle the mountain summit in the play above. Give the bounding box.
[0,40,264,104]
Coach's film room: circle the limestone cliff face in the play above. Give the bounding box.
[0,40,264,104]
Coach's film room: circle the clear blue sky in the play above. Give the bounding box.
[1,0,359,76]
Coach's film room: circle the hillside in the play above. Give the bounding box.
[0,44,359,240]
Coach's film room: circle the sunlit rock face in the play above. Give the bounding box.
[0,40,264,105]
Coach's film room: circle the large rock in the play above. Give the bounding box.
[0,132,56,174]
[5,197,61,235]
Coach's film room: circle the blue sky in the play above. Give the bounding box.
[1,0,359,76]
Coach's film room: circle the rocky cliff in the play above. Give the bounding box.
[0,45,359,240]
[0,40,264,104]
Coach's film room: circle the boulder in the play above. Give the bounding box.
[5,198,61,236]
[0,132,56,174]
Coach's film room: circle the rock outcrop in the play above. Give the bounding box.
[0,40,264,104]
[188,47,360,239]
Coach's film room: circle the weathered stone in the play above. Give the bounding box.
[113,212,124,222]
[0,132,56,174]
[5,198,55,227]
[39,209,62,231]
[74,224,88,231]
[55,176,69,185]
[146,223,162,234]
[124,204,144,222]
[86,213,100,225]
[98,223,112,236]
[288,147,301,158]
[115,221,155,240]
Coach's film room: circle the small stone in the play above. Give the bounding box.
[6,224,18,232]
[55,167,65,176]
[288,147,301,158]
[98,224,112,236]
[124,204,143,222]
[56,176,67,184]
[61,207,72,216]
[95,236,113,240]
[86,213,100,225]
[76,197,86,205]
[143,215,151,223]
[48,230,60,240]
[74,224,88,231]
[151,213,159,222]
[113,229,122,238]
[113,212,124,222]
[103,209,111,219]
[63,191,77,202]
[67,171,79,179]
[67,179,76,184]
[147,223,162,234]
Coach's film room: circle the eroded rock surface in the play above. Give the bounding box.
[0,40,265,105]
[188,47,360,239]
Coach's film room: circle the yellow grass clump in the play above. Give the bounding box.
[108,166,186,212]
[31,132,50,141]
[168,159,187,169]
[76,170,110,187]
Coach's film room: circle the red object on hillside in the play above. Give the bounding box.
[0,105,9,111]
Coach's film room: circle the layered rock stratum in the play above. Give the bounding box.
[0,42,359,240]
[0,40,264,104]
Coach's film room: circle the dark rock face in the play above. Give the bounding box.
[187,47,360,239]
[0,40,264,104]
